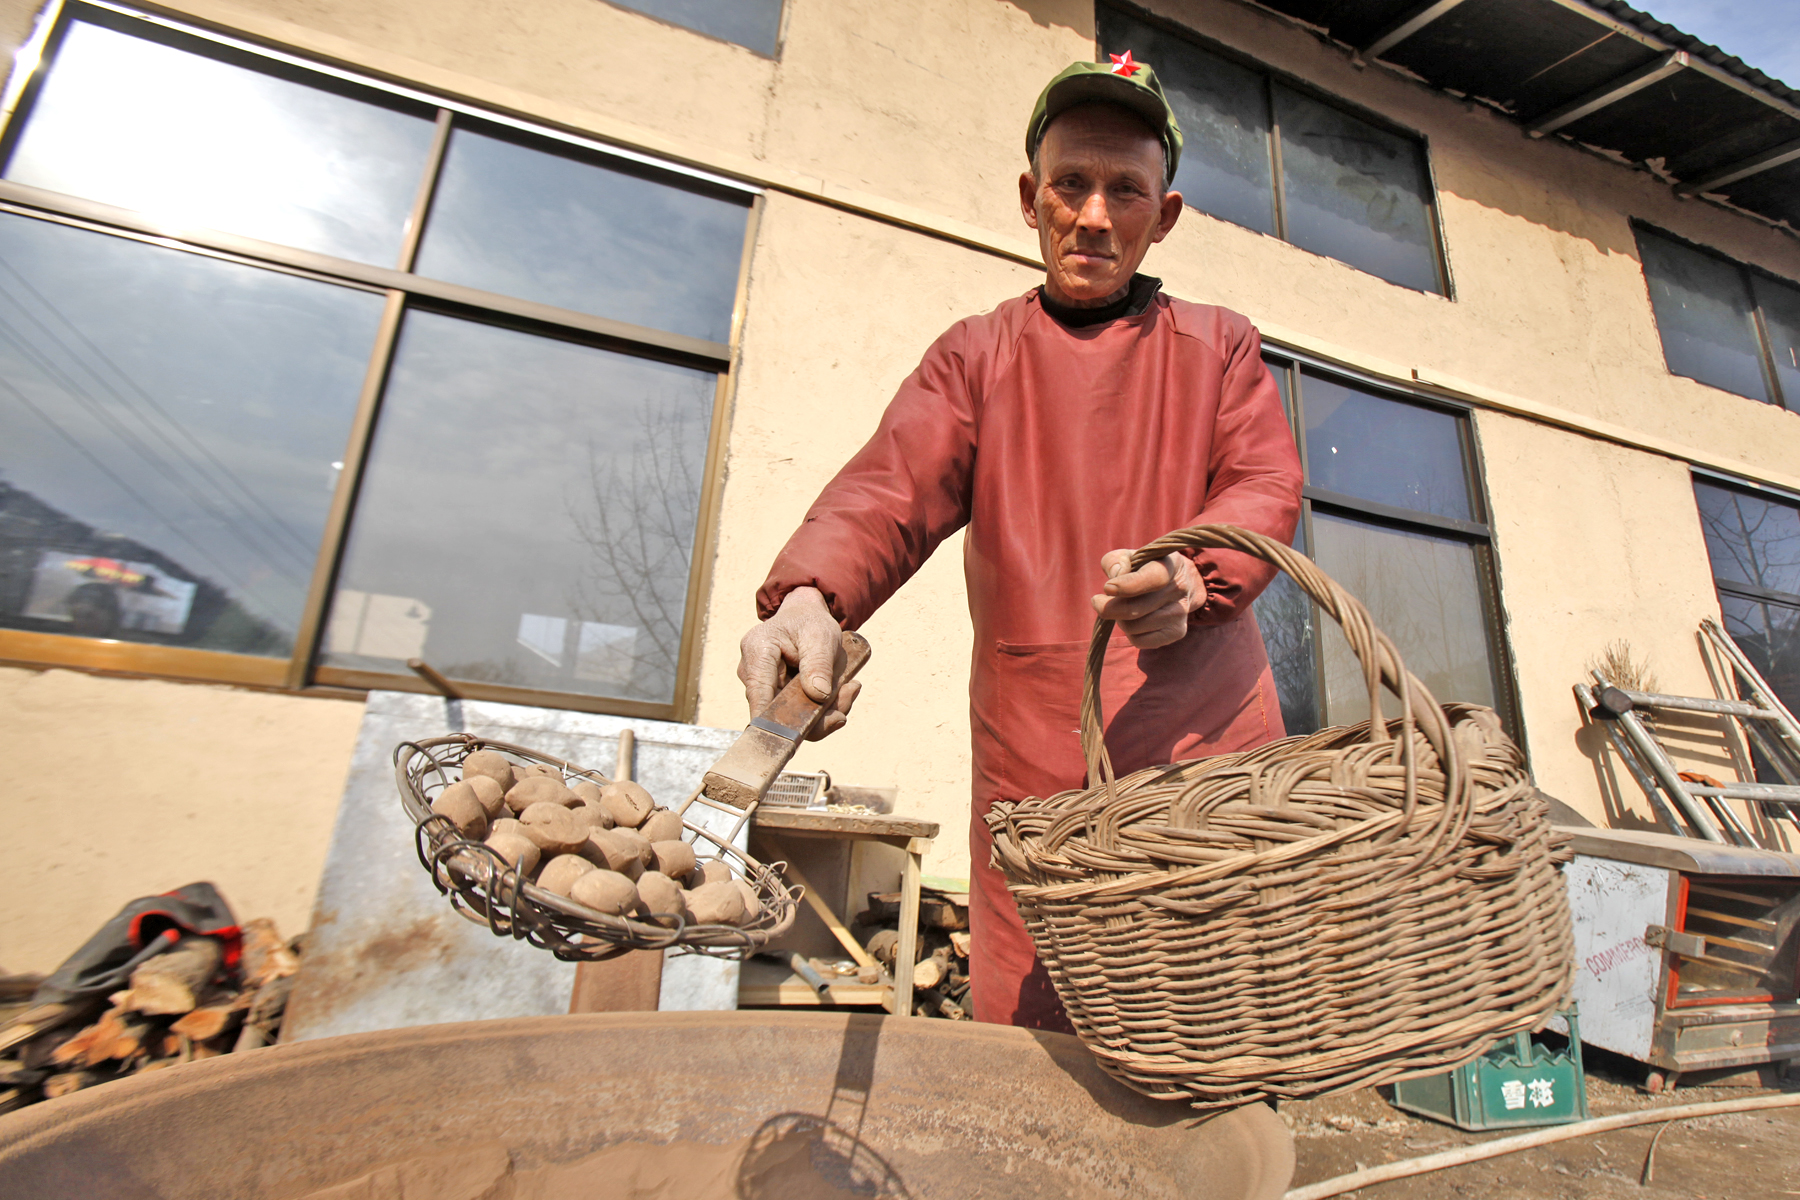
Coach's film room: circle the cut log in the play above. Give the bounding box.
[44,1070,103,1099]
[239,918,300,989]
[19,1025,78,1070]
[171,1003,242,1042]
[127,937,222,1016]
[99,1014,154,1063]
[863,928,900,967]
[913,948,951,991]
[0,999,101,1055]
[245,974,294,1029]
[949,930,971,958]
[50,1016,114,1066]
[0,1086,29,1115]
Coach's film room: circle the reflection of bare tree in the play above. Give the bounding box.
[566,398,705,697]
[1697,487,1800,712]
[1253,573,1318,735]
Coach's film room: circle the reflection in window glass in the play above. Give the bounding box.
[1637,230,1771,404]
[415,128,749,343]
[1311,513,1496,726]
[1303,374,1471,520]
[606,0,783,56]
[1751,274,1800,412]
[1694,481,1800,601]
[1097,8,1275,234]
[7,21,437,265]
[0,214,382,653]
[1274,85,1440,294]
[1253,528,1319,737]
[325,313,716,702]
[1718,593,1800,717]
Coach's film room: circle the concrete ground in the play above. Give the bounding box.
[1282,1053,1800,1199]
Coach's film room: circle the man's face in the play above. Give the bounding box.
[1020,104,1183,306]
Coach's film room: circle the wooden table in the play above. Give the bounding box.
[744,807,939,1015]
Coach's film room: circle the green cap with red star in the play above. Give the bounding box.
[1026,52,1183,181]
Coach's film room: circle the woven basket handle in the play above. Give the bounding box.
[1080,523,1472,856]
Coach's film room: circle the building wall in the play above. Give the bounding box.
[3,0,1799,967]
[0,666,362,973]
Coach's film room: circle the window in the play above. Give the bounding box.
[1252,359,1512,736]
[1096,4,1446,295]
[1693,478,1800,720]
[0,5,754,716]
[1636,226,1799,411]
[605,0,784,57]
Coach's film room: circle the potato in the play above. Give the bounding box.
[484,831,540,877]
[611,826,654,868]
[519,802,586,855]
[570,869,638,916]
[535,854,594,898]
[570,780,604,806]
[491,817,523,839]
[635,871,688,928]
[641,809,683,843]
[461,750,516,793]
[581,829,644,879]
[505,776,579,814]
[463,775,506,819]
[650,840,696,879]
[685,880,747,926]
[430,787,488,839]
[600,781,655,828]
[699,860,734,887]
[570,801,611,831]
[734,880,763,923]
[520,763,564,781]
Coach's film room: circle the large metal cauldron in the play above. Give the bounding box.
[0,1011,1293,1199]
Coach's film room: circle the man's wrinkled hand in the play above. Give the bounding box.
[1091,550,1206,649]
[736,586,862,739]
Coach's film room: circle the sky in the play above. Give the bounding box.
[1637,0,1800,89]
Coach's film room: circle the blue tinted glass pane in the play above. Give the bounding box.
[1311,514,1496,726]
[325,313,717,703]
[1097,7,1276,235]
[7,21,436,265]
[416,128,749,342]
[608,0,783,56]
[1694,481,1800,599]
[1751,274,1800,412]
[1638,230,1771,404]
[0,214,382,653]
[1273,85,1440,293]
[1302,374,1471,521]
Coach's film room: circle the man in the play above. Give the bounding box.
[738,55,1303,1031]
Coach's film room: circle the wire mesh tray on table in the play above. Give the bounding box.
[984,523,1575,1111]
[396,735,799,961]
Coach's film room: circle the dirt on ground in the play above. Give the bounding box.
[1281,1053,1800,1200]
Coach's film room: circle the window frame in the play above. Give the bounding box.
[0,0,762,721]
[1633,221,1799,413]
[1097,0,1454,298]
[1260,347,1521,739]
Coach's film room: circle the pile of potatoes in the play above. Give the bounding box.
[428,749,762,930]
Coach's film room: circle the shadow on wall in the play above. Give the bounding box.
[1005,0,1094,37]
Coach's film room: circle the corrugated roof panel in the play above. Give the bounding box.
[1560,70,1791,173]
[1719,157,1800,228]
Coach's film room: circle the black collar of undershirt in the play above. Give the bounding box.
[1037,274,1163,328]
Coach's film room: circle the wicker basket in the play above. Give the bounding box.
[984,524,1574,1109]
[397,735,799,960]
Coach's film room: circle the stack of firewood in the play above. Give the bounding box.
[857,887,972,1019]
[0,918,301,1113]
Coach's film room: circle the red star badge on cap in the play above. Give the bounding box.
[1109,50,1142,76]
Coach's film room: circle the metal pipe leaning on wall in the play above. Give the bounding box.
[1282,1092,1800,1200]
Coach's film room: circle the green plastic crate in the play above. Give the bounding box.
[1389,1009,1590,1130]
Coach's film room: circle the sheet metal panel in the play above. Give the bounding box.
[284,691,738,1042]
[1563,854,1670,1062]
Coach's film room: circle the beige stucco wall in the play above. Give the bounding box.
[2,0,1799,962]
[0,667,363,974]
